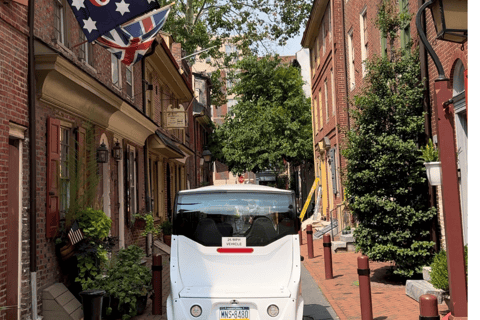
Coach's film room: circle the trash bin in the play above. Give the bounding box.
[79,289,105,320]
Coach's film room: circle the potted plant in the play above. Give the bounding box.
[160,220,172,246]
[420,139,441,186]
[342,225,351,235]
[134,212,160,237]
[430,245,467,309]
[83,245,152,320]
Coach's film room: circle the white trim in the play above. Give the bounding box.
[9,123,27,139]
[360,7,368,77]
[100,134,111,220]
[17,140,23,320]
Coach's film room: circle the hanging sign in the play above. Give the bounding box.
[166,104,187,128]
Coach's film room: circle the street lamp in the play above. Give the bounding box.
[430,0,467,43]
[416,1,468,318]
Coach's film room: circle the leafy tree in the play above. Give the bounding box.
[208,55,312,175]
[157,0,312,58]
[342,2,436,278]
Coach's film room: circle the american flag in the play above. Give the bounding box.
[68,220,84,245]
[96,5,172,66]
[66,0,160,42]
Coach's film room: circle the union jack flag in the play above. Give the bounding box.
[96,5,172,66]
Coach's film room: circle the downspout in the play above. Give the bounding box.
[28,0,38,316]
[418,0,439,252]
[142,40,158,213]
[341,0,350,132]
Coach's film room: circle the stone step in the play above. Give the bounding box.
[340,233,354,243]
[423,266,432,281]
[405,280,445,304]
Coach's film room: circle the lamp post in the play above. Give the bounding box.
[416,1,467,318]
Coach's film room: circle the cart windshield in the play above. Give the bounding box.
[173,191,296,246]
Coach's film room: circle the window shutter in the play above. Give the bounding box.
[47,118,61,238]
[330,148,337,195]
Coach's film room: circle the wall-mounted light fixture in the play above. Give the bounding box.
[143,79,153,91]
[112,141,122,161]
[96,142,109,163]
[430,0,467,44]
[202,149,212,163]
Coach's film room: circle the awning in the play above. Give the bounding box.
[149,130,185,159]
[174,143,195,164]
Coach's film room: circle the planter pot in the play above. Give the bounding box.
[163,234,172,246]
[136,295,148,315]
[342,230,351,235]
[59,242,75,261]
[424,162,442,186]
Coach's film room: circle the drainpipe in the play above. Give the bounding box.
[28,0,38,316]
[142,41,158,212]
[418,0,439,252]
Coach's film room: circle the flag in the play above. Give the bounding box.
[68,220,84,245]
[66,0,161,42]
[96,5,171,66]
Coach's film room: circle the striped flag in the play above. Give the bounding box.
[68,220,84,245]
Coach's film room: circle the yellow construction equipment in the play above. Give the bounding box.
[299,177,320,222]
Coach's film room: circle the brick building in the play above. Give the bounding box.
[301,0,467,249]
[0,0,29,319]
[0,0,211,318]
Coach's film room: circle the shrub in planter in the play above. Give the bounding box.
[430,246,468,293]
[84,245,152,320]
[134,212,160,237]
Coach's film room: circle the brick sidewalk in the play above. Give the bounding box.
[300,231,450,320]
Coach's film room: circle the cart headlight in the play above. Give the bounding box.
[267,304,279,317]
[190,305,202,317]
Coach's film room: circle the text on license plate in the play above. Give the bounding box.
[219,307,250,320]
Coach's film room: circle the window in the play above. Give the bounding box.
[381,32,387,58]
[227,99,237,114]
[79,33,94,65]
[318,92,323,128]
[347,30,355,90]
[331,69,335,116]
[146,69,153,118]
[59,126,71,216]
[126,65,133,99]
[126,145,138,222]
[206,56,211,63]
[54,0,69,46]
[111,53,121,88]
[225,44,237,62]
[324,79,329,120]
[360,9,368,77]
[323,6,329,55]
[313,98,318,133]
[399,0,411,49]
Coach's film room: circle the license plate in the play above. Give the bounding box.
[219,306,250,320]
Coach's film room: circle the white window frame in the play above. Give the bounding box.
[54,0,66,45]
[360,8,368,77]
[126,64,134,99]
[347,30,355,90]
[111,53,121,88]
[324,79,329,120]
[331,68,335,116]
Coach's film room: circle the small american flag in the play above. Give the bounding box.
[68,220,84,245]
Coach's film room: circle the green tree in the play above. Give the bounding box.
[208,55,312,176]
[158,0,312,57]
[342,2,436,278]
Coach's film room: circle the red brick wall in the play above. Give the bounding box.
[0,1,29,318]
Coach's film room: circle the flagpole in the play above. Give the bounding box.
[71,39,88,49]
[177,45,218,61]
[121,2,175,27]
